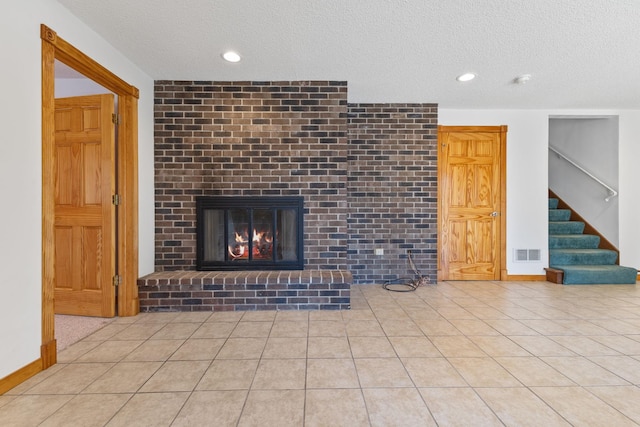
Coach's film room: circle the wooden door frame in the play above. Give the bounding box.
[41,24,139,368]
[437,125,507,282]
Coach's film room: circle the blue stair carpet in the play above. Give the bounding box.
[549,197,637,285]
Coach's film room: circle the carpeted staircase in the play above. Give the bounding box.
[548,197,637,285]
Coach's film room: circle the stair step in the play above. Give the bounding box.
[551,265,638,285]
[548,209,571,221]
[549,198,559,209]
[549,221,585,235]
[549,249,618,265]
[549,234,600,249]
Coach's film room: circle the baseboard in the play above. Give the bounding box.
[0,358,42,395]
[505,274,547,281]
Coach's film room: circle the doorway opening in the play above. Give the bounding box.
[41,24,140,368]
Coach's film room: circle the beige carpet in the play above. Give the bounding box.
[55,314,115,351]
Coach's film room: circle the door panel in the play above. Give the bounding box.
[54,94,115,317]
[438,126,506,281]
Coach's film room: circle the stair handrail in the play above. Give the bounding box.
[549,145,618,202]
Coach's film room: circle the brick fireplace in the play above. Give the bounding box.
[137,80,438,312]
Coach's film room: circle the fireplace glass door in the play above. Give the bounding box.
[197,197,303,270]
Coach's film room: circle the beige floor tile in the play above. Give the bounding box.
[589,355,640,384]
[191,321,236,339]
[309,310,343,321]
[172,312,212,323]
[123,339,184,361]
[216,337,267,359]
[587,386,640,424]
[139,360,210,392]
[402,357,467,387]
[83,362,162,393]
[549,335,622,356]
[105,392,189,427]
[493,357,574,387]
[532,386,638,426]
[476,387,571,427]
[149,322,200,339]
[306,358,360,388]
[464,305,512,319]
[25,363,113,395]
[275,311,309,322]
[241,311,277,322]
[196,359,259,390]
[56,340,102,363]
[341,309,376,321]
[75,340,144,363]
[0,395,15,409]
[593,335,640,355]
[555,319,618,335]
[508,335,577,356]
[169,338,225,360]
[483,318,539,335]
[251,359,306,390]
[0,395,74,426]
[389,336,441,358]
[3,363,66,395]
[419,387,503,427]
[231,321,273,338]
[172,390,247,427]
[305,389,369,427]
[133,312,180,323]
[39,393,131,427]
[345,320,385,336]
[355,358,413,388]
[431,336,487,357]
[415,318,463,336]
[307,336,351,358]
[349,336,397,358]
[468,335,531,357]
[308,320,346,336]
[436,306,476,319]
[206,311,245,322]
[269,320,308,337]
[541,356,630,386]
[238,390,305,427]
[364,388,437,426]
[112,323,166,340]
[589,318,640,334]
[448,357,521,387]
[520,319,574,335]
[262,337,307,358]
[379,319,424,336]
[449,319,500,335]
[82,323,131,341]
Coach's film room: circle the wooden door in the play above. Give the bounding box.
[438,126,506,281]
[54,94,116,317]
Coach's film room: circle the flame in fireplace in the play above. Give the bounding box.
[228,228,273,260]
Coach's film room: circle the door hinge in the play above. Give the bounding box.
[112,113,119,125]
[112,275,121,287]
[112,194,121,206]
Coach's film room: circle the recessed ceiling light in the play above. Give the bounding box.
[222,51,241,63]
[456,72,476,82]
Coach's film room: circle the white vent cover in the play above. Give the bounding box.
[514,249,541,262]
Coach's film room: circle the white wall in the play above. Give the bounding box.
[0,0,154,379]
[440,109,640,275]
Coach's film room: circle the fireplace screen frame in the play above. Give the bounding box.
[196,196,304,271]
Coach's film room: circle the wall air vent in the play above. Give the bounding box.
[514,249,541,262]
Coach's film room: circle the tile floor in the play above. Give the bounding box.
[2,281,640,426]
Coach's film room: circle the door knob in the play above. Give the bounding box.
[490,211,500,217]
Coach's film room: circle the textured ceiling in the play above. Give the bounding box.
[56,0,640,109]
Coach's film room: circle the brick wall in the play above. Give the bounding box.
[347,104,438,284]
[154,81,349,271]
[153,82,439,285]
